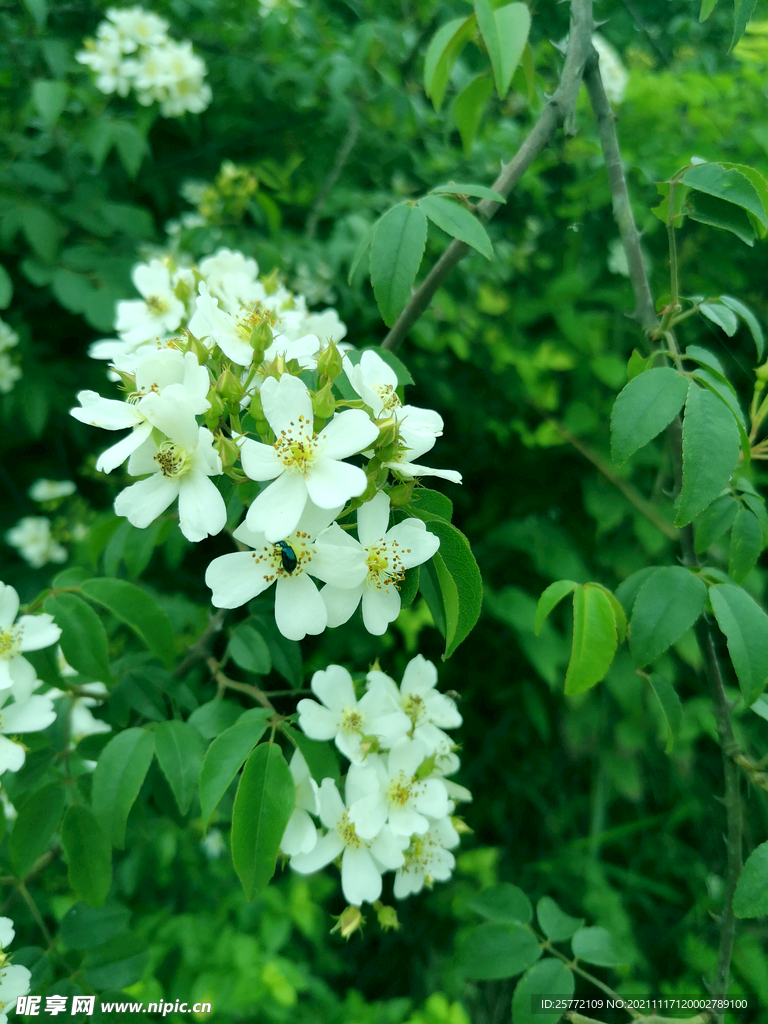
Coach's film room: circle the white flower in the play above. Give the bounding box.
[189,281,257,365]
[0,658,57,774]
[297,665,410,764]
[5,517,68,570]
[289,778,408,906]
[0,961,31,1024]
[28,479,77,502]
[0,355,21,395]
[343,351,438,433]
[114,423,226,542]
[383,427,462,484]
[205,503,367,641]
[393,817,460,899]
[241,374,378,543]
[321,492,440,635]
[71,349,209,473]
[0,917,14,949]
[0,584,61,692]
[0,319,19,353]
[107,7,169,48]
[302,308,347,345]
[198,249,262,311]
[115,260,186,346]
[280,750,320,856]
[347,737,450,840]
[366,655,462,758]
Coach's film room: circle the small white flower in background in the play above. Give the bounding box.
[114,423,226,542]
[197,249,262,312]
[289,778,408,906]
[71,348,209,474]
[0,319,19,352]
[200,828,226,859]
[5,518,68,570]
[297,664,410,764]
[382,425,462,485]
[0,657,57,774]
[0,584,61,692]
[591,34,629,105]
[205,503,367,641]
[321,492,440,635]
[0,915,31,1020]
[347,737,450,840]
[240,374,378,543]
[343,351,440,436]
[280,750,320,856]
[28,479,77,502]
[115,260,187,346]
[0,354,21,395]
[393,817,460,899]
[48,658,111,745]
[189,281,259,365]
[107,7,169,49]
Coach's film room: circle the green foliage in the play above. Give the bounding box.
[454,922,541,980]
[733,841,768,918]
[628,567,707,666]
[610,368,689,466]
[60,805,112,907]
[512,959,575,1024]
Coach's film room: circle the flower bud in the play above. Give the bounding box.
[261,267,280,296]
[312,379,336,420]
[373,902,401,932]
[387,480,415,508]
[375,416,399,449]
[215,433,241,469]
[112,369,136,393]
[204,391,225,431]
[451,816,474,835]
[218,367,245,407]
[184,332,210,365]
[756,363,768,383]
[249,321,274,361]
[317,341,344,381]
[330,905,365,940]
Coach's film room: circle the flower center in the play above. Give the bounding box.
[154,442,191,479]
[145,294,170,316]
[273,417,318,473]
[337,812,366,849]
[386,770,413,807]
[340,707,364,733]
[0,628,21,660]
[402,692,426,726]
[365,541,407,590]
[374,384,401,412]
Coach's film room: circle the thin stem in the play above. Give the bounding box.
[381,0,595,352]
[206,656,275,712]
[305,106,360,240]
[173,610,227,679]
[541,940,634,1010]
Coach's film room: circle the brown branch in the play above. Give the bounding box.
[205,656,274,711]
[381,0,596,352]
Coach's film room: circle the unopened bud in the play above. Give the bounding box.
[451,816,474,835]
[312,379,337,420]
[218,367,244,407]
[317,341,344,381]
[184,333,210,365]
[387,481,415,508]
[250,321,274,361]
[204,391,225,431]
[215,434,241,469]
[330,905,365,940]
[373,902,401,932]
[174,277,192,304]
[375,416,399,449]
[756,362,768,383]
[262,356,288,383]
[112,369,136,393]
[261,268,280,296]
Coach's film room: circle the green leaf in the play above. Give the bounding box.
[741,491,768,544]
[686,191,756,245]
[250,617,303,688]
[0,265,12,308]
[32,80,68,127]
[709,583,768,704]
[536,897,584,942]
[370,203,428,327]
[92,728,156,848]
[347,221,375,285]
[683,164,768,226]
[615,567,662,617]
[474,0,529,100]
[419,194,494,260]
[83,933,149,991]
[423,16,475,110]
[228,622,272,675]
[10,784,66,877]
[111,121,149,179]
[700,302,739,336]
[646,673,683,753]
[733,840,768,917]
[699,0,719,20]
[430,182,504,204]
[199,717,268,828]
[626,349,650,381]
[592,584,628,644]
[409,488,453,522]
[189,700,244,740]
[423,519,483,658]
[512,958,575,1024]
[651,182,690,226]
[289,729,341,786]
[455,922,541,980]
[469,884,532,924]
[610,367,689,466]
[22,0,48,28]
[44,593,113,684]
[729,506,763,583]
[154,720,205,816]
[629,567,707,666]
[535,580,578,635]
[564,584,618,696]
[80,578,176,669]
[719,295,765,359]
[231,743,294,900]
[60,903,130,950]
[452,75,495,154]
[683,344,730,382]
[61,806,112,907]
[571,926,624,968]
[731,0,758,49]
[676,383,740,527]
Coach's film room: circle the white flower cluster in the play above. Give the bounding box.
[71,250,461,641]
[0,584,60,776]
[76,7,211,118]
[6,481,79,569]
[282,655,470,906]
[0,917,31,1023]
[0,318,21,396]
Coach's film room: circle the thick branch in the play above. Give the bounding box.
[381,0,595,352]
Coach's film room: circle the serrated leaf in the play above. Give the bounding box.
[615,567,661,617]
[741,492,768,544]
[452,75,495,155]
[684,344,730,381]
[409,488,453,522]
[695,495,739,554]
[430,181,504,204]
[44,593,113,684]
[646,673,683,753]
[154,720,205,816]
[610,367,689,466]
[347,220,375,285]
[629,567,707,666]
[591,584,628,644]
[231,743,294,900]
[474,0,529,100]
[733,840,768,917]
[199,717,268,829]
[455,922,541,980]
[676,383,740,527]
[10,784,66,877]
[92,728,155,848]
[687,191,756,245]
[700,302,739,336]
[710,583,768,704]
[423,519,483,658]
[719,294,765,359]
[469,884,532,924]
[651,181,690,226]
[419,194,493,259]
[536,897,584,942]
[571,926,624,967]
[627,349,650,381]
[512,958,575,1024]
[535,580,578,635]
[370,203,428,327]
[729,506,763,583]
[424,16,475,110]
[61,806,112,907]
[80,578,176,669]
[564,584,618,696]
[683,164,768,226]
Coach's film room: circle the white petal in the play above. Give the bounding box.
[309,532,367,588]
[290,830,344,874]
[316,409,378,460]
[361,585,401,635]
[311,665,356,712]
[305,457,367,509]
[0,917,14,947]
[296,699,339,741]
[0,584,19,628]
[139,392,199,452]
[70,391,142,430]
[388,803,428,836]
[274,574,326,641]
[401,655,438,696]
[205,552,274,609]
[356,491,391,546]
[126,435,161,477]
[178,472,227,542]
[247,471,308,544]
[239,438,282,482]
[0,734,26,773]
[261,374,313,437]
[2,695,56,733]
[344,762,382,806]
[95,421,153,474]
[348,792,388,841]
[387,737,426,778]
[280,808,318,856]
[114,474,179,528]
[385,521,440,569]
[414,778,450,820]
[17,614,61,652]
[335,730,365,765]
[341,846,382,905]
[387,460,462,484]
[317,777,346,828]
[369,824,408,870]
[321,584,362,628]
